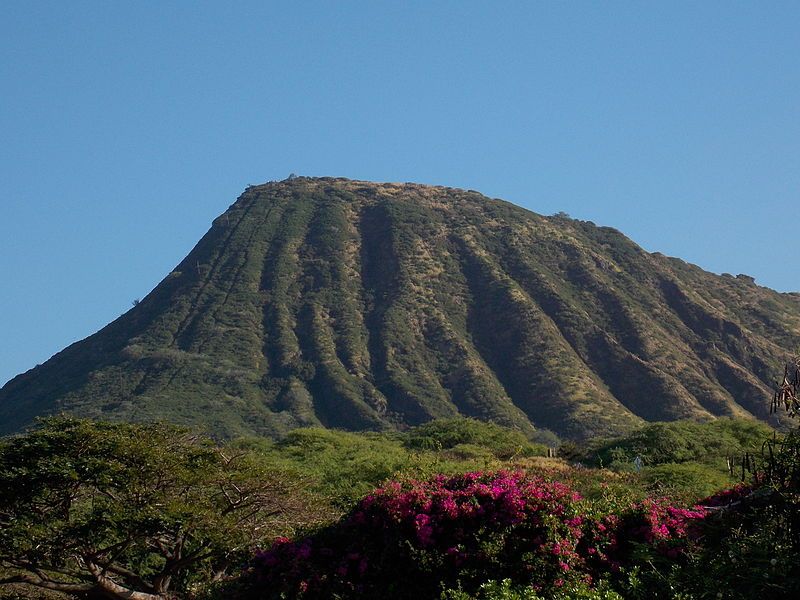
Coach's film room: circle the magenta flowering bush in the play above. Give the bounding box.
[240,471,710,599]
[612,498,707,563]
[698,482,754,508]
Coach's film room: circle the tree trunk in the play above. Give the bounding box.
[91,579,164,599]
[87,563,164,600]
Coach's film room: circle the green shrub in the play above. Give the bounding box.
[641,462,733,501]
[590,418,772,472]
[405,418,546,459]
[230,420,553,509]
[665,429,800,599]
[246,427,411,507]
[441,579,624,599]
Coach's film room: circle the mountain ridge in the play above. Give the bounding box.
[2,177,798,439]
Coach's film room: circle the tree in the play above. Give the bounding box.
[0,418,329,599]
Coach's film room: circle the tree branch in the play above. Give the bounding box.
[87,561,162,600]
[103,563,156,593]
[0,572,93,593]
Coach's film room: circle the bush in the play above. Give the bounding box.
[589,418,772,472]
[404,418,547,459]
[663,430,800,599]
[271,428,412,507]
[640,462,733,501]
[441,578,623,600]
[242,471,589,598]
[237,471,708,599]
[236,421,551,510]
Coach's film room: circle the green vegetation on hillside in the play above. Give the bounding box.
[2,178,798,440]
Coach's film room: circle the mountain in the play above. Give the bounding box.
[2,178,799,440]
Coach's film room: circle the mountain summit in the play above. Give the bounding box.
[2,178,799,439]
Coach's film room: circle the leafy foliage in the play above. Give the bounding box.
[440,578,623,599]
[237,470,709,599]
[589,418,772,470]
[658,430,800,599]
[4,415,794,599]
[403,418,547,459]
[232,419,549,509]
[0,418,328,599]
[235,428,414,508]
[638,462,732,502]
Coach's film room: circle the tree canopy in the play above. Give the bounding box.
[0,418,328,599]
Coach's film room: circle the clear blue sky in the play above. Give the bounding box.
[2,1,799,386]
